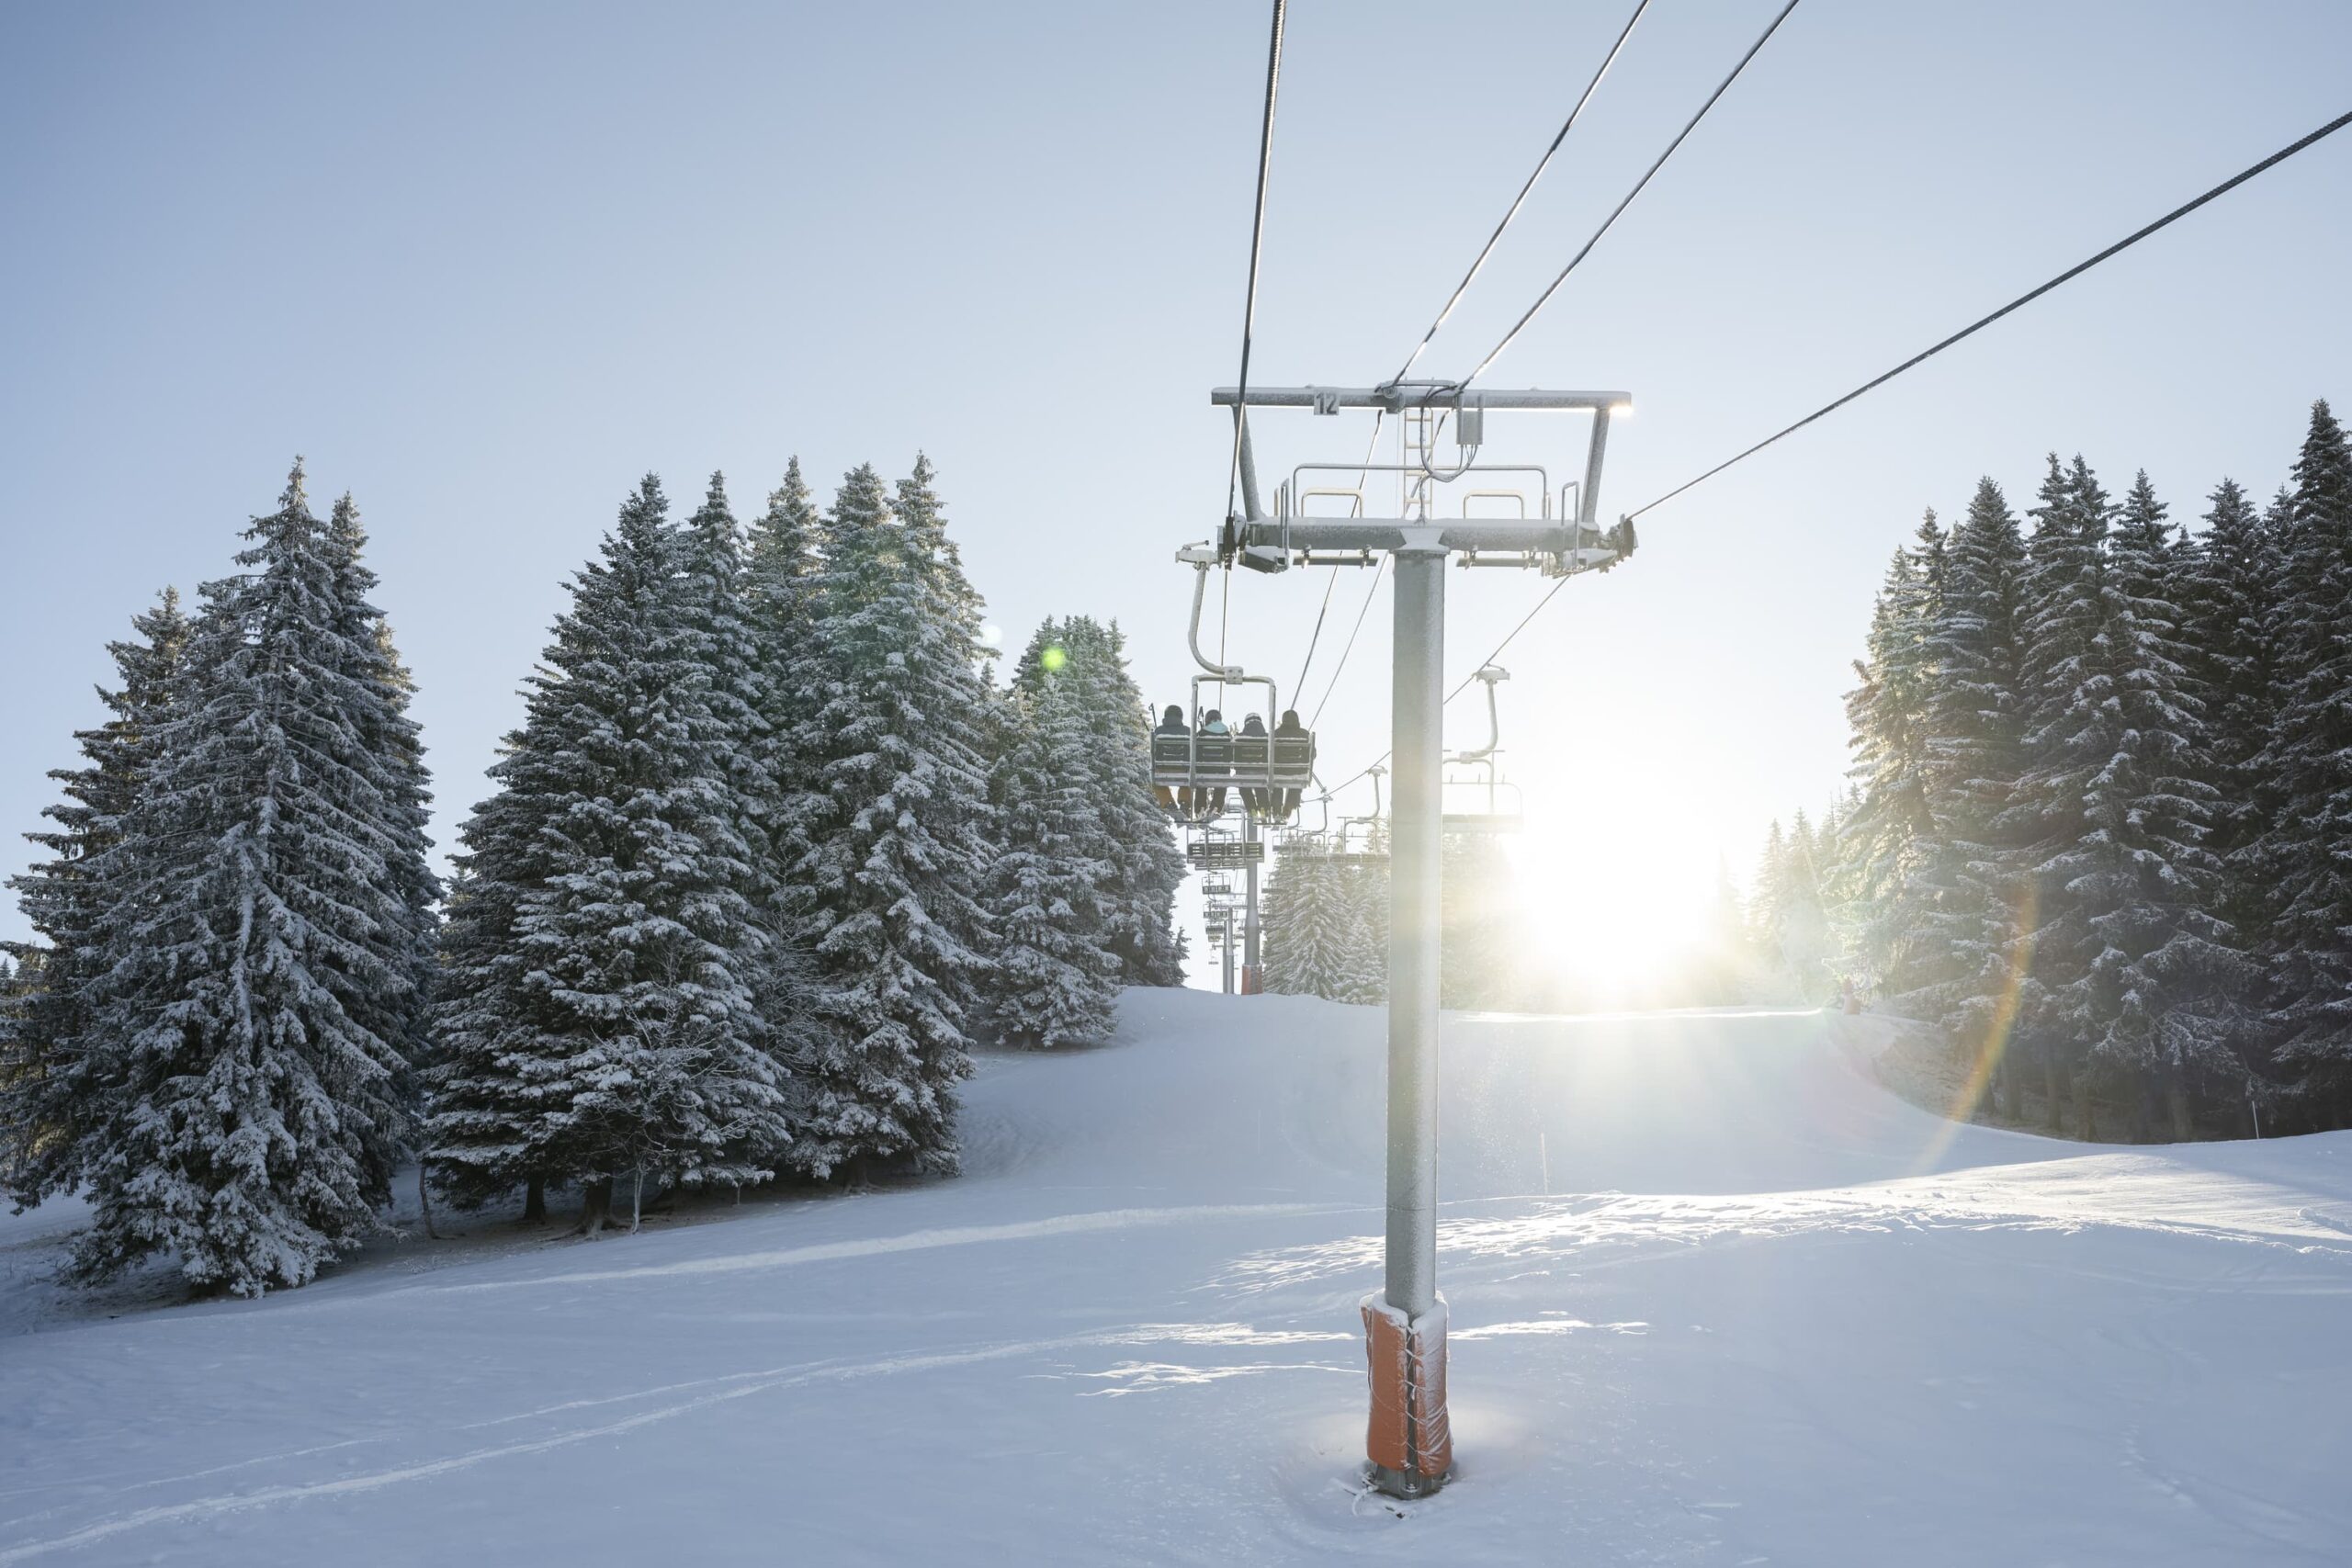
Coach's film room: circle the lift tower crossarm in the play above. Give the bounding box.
[1211,386,1630,412]
[1215,387,1629,541]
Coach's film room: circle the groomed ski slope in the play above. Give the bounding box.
[5,990,2351,1565]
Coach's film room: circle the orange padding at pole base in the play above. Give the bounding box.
[1362,1292,1452,1483]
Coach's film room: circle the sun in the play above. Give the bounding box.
[1508,823,1692,989]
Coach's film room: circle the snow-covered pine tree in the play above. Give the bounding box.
[322,494,440,1114]
[984,668,1121,1047]
[786,463,990,1179]
[1347,827,1389,1006]
[1916,479,2032,1110]
[1264,843,1378,1002]
[1690,855,1756,1006]
[426,476,792,1232]
[1776,811,1834,1002]
[1333,846,1388,1006]
[1747,815,1827,1001]
[423,771,550,1214]
[2177,478,2283,969]
[1258,839,1305,994]
[1818,784,1877,982]
[676,474,813,1082]
[891,456,1001,1021]
[2082,472,2252,1132]
[1749,818,1789,964]
[67,463,424,1292]
[2259,400,2352,1102]
[746,458,823,919]
[677,474,776,865]
[2013,459,2250,1134]
[1012,617,1189,987]
[1839,513,1944,999]
[2009,454,2114,1127]
[1442,833,1520,1010]
[2,590,189,1203]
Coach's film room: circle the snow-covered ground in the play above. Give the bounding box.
[5,990,2351,1565]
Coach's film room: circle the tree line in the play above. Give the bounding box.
[0,457,1184,1293]
[1260,830,1517,1010]
[1747,398,2352,1142]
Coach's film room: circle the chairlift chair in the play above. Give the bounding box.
[1152,544,1317,826]
[1442,665,1524,835]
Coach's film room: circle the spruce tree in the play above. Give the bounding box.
[787,463,990,1179]
[426,476,793,1230]
[1841,514,1944,998]
[1692,856,1755,1006]
[2179,480,2278,841]
[2010,454,2113,1125]
[2177,478,2283,976]
[2261,400,2352,1097]
[2014,459,2247,1134]
[3,590,189,1203]
[746,458,823,919]
[1258,841,1305,994]
[2087,471,2251,1133]
[1351,819,1391,1004]
[1264,844,1379,1002]
[1749,819,1788,959]
[423,779,548,1213]
[676,473,813,1078]
[1916,479,2031,1110]
[68,464,424,1292]
[1013,617,1189,987]
[984,671,1120,1047]
[322,495,440,1118]
[897,457,1001,1011]
[1777,811,1833,1001]
[1442,834,1518,1010]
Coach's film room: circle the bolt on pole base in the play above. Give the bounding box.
[1362,1292,1452,1498]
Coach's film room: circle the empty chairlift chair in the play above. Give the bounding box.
[1441,665,1523,835]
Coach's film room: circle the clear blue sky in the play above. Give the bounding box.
[5,1,2348,966]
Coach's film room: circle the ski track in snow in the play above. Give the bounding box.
[5,997,2351,1565]
[414,1201,1364,1295]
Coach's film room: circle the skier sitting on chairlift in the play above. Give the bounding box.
[1154,704,1192,815]
[1274,708,1306,816]
[1199,708,1229,818]
[1239,713,1270,818]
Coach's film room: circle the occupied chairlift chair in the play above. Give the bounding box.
[1151,544,1317,827]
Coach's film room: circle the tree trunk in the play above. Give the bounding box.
[630,1171,645,1235]
[2041,1044,2066,1133]
[522,1173,547,1224]
[1997,1048,2024,1122]
[2073,1071,2097,1141]
[418,1164,441,1241]
[2166,1078,2196,1142]
[577,1176,614,1237]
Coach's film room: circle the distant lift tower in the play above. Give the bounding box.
[1213,379,1633,1499]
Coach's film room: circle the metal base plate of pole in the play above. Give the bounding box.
[1362,1292,1451,1495]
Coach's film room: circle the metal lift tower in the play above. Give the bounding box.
[1212,379,1630,1499]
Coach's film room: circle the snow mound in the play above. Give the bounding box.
[4,989,2350,1565]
